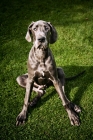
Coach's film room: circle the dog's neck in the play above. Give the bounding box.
[34,46,48,63]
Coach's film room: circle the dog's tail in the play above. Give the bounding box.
[66,70,85,81]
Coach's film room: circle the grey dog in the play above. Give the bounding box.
[16,20,81,126]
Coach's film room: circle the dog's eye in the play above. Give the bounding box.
[33,25,38,31]
[33,28,37,31]
[44,26,49,31]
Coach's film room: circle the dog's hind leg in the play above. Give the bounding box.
[16,74,46,93]
[16,74,28,88]
[28,89,46,107]
[16,74,46,107]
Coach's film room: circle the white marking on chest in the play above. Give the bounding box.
[41,71,44,76]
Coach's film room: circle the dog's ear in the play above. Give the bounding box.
[25,22,34,42]
[48,22,57,44]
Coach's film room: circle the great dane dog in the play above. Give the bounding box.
[16,20,81,126]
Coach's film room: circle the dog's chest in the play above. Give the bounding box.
[34,63,51,85]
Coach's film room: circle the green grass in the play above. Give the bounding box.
[0,0,93,139]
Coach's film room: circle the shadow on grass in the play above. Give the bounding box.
[64,66,93,104]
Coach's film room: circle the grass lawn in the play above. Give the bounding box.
[0,0,93,139]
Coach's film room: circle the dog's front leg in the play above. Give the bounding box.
[53,79,70,105]
[16,79,34,126]
[53,79,81,126]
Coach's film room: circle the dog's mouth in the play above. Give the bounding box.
[37,44,48,51]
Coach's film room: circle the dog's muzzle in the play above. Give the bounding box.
[36,36,48,50]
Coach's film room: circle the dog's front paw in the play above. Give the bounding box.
[16,111,26,126]
[64,102,81,126]
[68,110,80,126]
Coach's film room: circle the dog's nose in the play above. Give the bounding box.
[38,37,45,43]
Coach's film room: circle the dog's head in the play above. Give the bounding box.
[25,20,57,49]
